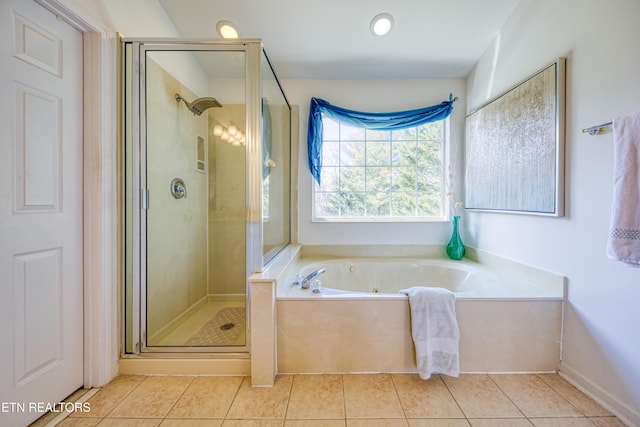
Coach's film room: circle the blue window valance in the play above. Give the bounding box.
[307,94,457,185]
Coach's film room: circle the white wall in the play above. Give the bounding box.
[466,0,640,424]
[72,0,208,96]
[283,79,466,245]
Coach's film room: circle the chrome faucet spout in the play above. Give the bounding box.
[300,268,326,289]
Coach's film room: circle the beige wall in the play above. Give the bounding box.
[146,57,209,338]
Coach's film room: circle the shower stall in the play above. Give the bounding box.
[122,39,291,355]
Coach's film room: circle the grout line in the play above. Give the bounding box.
[222,375,247,420]
[487,373,528,419]
[439,374,471,423]
[161,375,196,420]
[44,388,101,427]
[282,374,295,421]
[535,373,586,417]
[341,373,348,423]
[71,373,624,425]
[388,373,409,422]
[102,375,148,418]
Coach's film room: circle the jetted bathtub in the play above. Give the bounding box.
[276,257,565,374]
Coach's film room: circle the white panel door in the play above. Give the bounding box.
[0,0,84,426]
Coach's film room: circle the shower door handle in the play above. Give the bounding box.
[170,178,187,199]
[141,188,149,209]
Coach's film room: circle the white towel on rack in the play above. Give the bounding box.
[399,286,460,379]
[607,110,640,267]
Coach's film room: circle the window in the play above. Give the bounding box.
[313,115,447,221]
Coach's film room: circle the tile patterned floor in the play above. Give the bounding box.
[53,373,627,426]
[155,302,246,347]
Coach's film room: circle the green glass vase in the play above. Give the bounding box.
[446,215,465,260]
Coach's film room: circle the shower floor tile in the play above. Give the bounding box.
[155,301,246,347]
[54,374,627,426]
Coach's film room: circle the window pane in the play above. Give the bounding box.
[366,129,391,141]
[392,141,417,166]
[323,117,340,140]
[416,167,440,192]
[318,166,339,192]
[418,122,442,140]
[417,192,442,217]
[340,167,365,192]
[340,141,365,166]
[341,122,365,141]
[315,192,340,217]
[312,116,447,221]
[367,167,391,193]
[366,141,391,166]
[366,193,391,216]
[417,140,441,165]
[392,127,416,140]
[391,167,416,192]
[340,192,365,217]
[391,192,416,217]
[323,140,340,166]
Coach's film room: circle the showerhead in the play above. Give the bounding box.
[175,93,222,115]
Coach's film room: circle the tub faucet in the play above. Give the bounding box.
[300,268,326,289]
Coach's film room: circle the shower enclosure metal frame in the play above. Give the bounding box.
[123,39,267,355]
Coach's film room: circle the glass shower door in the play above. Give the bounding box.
[141,47,248,350]
[123,39,290,355]
[124,42,251,353]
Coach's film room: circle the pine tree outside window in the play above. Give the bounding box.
[312,116,448,221]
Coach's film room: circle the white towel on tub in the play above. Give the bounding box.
[607,110,640,267]
[399,286,460,379]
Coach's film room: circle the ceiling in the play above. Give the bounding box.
[158,0,522,80]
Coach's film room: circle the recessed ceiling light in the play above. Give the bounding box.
[370,13,394,36]
[216,20,239,39]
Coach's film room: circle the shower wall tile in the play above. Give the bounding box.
[208,104,247,297]
[145,58,209,339]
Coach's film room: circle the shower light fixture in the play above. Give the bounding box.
[370,13,394,36]
[214,122,246,146]
[216,20,239,39]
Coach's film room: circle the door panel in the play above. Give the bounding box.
[14,83,61,211]
[0,1,84,425]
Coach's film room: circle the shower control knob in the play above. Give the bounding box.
[170,178,187,199]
